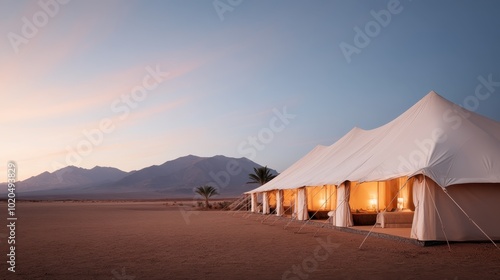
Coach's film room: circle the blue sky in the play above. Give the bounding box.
[1,0,500,180]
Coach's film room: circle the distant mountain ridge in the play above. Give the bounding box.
[18,166,129,192]
[0,155,277,199]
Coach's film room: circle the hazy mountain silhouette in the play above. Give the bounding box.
[17,166,128,192]
[101,155,275,197]
[1,155,276,199]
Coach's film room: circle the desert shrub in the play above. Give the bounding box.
[215,201,232,210]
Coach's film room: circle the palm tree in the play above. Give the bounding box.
[195,185,219,208]
[247,166,277,186]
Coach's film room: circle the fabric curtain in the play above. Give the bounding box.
[276,189,284,216]
[251,193,258,213]
[335,182,353,227]
[296,187,309,221]
[410,176,437,240]
[262,192,270,214]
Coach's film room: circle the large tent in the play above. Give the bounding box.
[247,91,500,242]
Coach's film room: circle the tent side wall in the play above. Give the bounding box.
[411,177,500,241]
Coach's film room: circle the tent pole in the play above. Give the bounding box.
[261,208,278,223]
[233,196,252,215]
[271,204,293,225]
[228,195,249,214]
[230,195,250,216]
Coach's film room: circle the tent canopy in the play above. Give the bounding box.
[248,91,500,193]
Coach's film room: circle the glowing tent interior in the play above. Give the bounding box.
[247,91,500,242]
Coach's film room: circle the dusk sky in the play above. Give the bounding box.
[2,0,500,181]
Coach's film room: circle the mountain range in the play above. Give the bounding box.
[0,155,277,200]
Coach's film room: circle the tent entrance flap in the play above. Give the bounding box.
[276,190,284,216]
[296,188,309,221]
[250,193,258,213]
[335,182,353,227]
[262,192,270,214]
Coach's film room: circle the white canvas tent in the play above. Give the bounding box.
[247,91,500,242]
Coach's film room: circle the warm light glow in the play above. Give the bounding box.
[369,199,377,210]
[319,199,326,209]
[397,197,404,210]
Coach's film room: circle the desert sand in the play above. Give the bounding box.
[1,201,499,280]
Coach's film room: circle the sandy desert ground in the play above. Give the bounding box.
[0,201,499,280]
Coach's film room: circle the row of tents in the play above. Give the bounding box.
[246,92,500,242]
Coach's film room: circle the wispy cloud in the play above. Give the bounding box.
[1,57,203,123]
[113,96,193,128]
